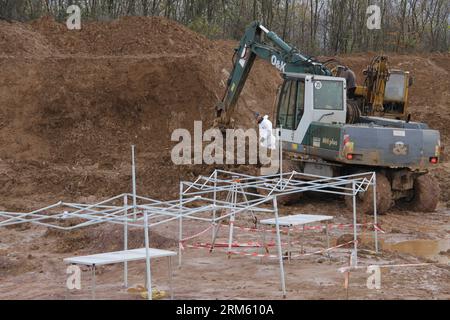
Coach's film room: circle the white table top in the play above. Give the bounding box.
[260,214,334,227]
[64,248,177,266]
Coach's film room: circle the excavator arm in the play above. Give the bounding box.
[215,21,332,129]
[352,55,412,120]
[361,55,390,114]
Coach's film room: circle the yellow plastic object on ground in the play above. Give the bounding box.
[127,285,167,300]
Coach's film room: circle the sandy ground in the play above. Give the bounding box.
[0,198,448,300]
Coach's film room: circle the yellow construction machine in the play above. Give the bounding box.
[326,55,413,121]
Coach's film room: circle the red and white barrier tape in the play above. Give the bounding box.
[184,241,276,249]
[373,224,386,233]
[179,225,215,250]
[288,241,355,259]
[228,223,385,234]
[183,243,278,259]
[184,240,356,260]
[182,238,315,250]
[178,222,384,250]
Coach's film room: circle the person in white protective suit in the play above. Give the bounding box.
[255,113,277,151]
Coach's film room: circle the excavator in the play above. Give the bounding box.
[215,21,441,214]
[324,55,413,121]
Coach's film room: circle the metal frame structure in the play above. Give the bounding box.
[0,148,378,299]
[178,169,378,296]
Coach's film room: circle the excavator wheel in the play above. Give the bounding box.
[345,173,393,215]
[258,160,303,206]
[408,174,440,213]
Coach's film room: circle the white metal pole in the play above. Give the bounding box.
[287,228,291,264]
[326,221,331,258]
[279,126,283,182]
[273,197,287,298]
[123,195,128,288]
[373,174,379,253]
[352,181,358,267]
[178,183,183,267]
[92,265,96,300]
[211,190,232,252]
[227,183,236,257]
[169,256,174,300]
[260,225,267,260]
[212,171,217,243]
[131,145,137,221]
[143,209,152,301]
[301,225,305,253]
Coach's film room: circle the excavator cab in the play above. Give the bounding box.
[275,73,347,145]
[383,70,412,119]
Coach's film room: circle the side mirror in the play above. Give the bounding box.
[408,77,414,88]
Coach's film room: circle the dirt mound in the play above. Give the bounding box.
[0,20,56,56]
[0,17,279,207]
[30,16,212,56]
[45,223,177,254]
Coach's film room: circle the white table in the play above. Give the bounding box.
[64,248,177,300]
[260,214,334,261]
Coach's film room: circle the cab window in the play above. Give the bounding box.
[277,80,305,130]
[313,80,344,111]
[385,73,406,101]
[296,81,305,128]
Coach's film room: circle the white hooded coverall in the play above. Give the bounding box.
[259,115,277,150]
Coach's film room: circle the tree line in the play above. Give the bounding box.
[1,0,448,54]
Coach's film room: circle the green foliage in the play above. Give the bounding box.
[188,16,222,39]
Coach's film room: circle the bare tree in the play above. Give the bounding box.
[0,0,447,53]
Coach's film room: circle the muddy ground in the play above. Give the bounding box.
[0,17,449,300]
[0,200,448,300]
